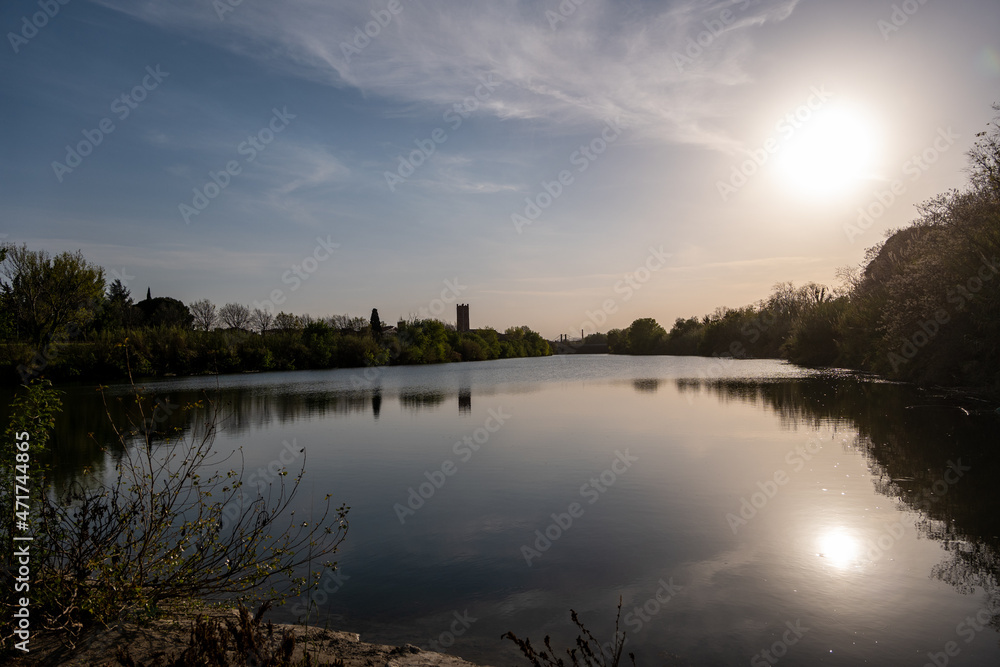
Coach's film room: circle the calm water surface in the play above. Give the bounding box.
[40,356,1000,665]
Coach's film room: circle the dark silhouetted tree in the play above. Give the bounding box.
[251,308,274,336]
[135,297,193,329]
[102,278,135,330]
[627,318,666,354]
[219,302,251,330]
[190,299,218,331]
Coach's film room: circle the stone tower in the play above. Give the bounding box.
[457,303,470,332]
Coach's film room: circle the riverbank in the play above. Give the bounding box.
[0,319,552,387]
[7,608,489,667]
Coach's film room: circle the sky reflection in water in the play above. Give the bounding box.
[43,356,1000,666]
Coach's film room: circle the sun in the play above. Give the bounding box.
[773,103,880,199]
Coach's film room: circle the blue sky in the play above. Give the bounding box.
[2,0,998,337]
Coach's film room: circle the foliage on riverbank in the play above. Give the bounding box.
[0,275,550,384]
[606,105,1000,389]
[1,378,348,655]
[503,600,635,667]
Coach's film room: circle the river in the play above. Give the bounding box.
[29,355,1000,666]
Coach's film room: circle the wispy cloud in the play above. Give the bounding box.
[93,0,800,151]
[270,147,352,196]
[409,155,520,193]
[22,237,286,275]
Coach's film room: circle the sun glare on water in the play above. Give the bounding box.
[817,528,861,569]
[774,103,880,199]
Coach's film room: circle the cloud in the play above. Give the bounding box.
[93,0,801,151]
[20,237,285,276]
[406,155,520,193]
[269,147,352,196]
[665,255,827,272]
[427,177,519,194]
[146,131,170,146]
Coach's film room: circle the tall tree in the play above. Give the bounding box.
[627,318,667,355]
[108,278,131,304]
[967,102,1000,198]
[251,308,274,336]
[370,308,383,340]
[103,278,135,330]
[219,302,251,330]
[274,312,301,331]
[0,244,105,345]
[189,299,217,332]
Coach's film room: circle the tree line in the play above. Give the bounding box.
[603,104,1000,389]
[0,251,550,384]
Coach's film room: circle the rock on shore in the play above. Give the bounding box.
[7,616,489,667]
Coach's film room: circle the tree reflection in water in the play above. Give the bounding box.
[676,376,1000,630]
